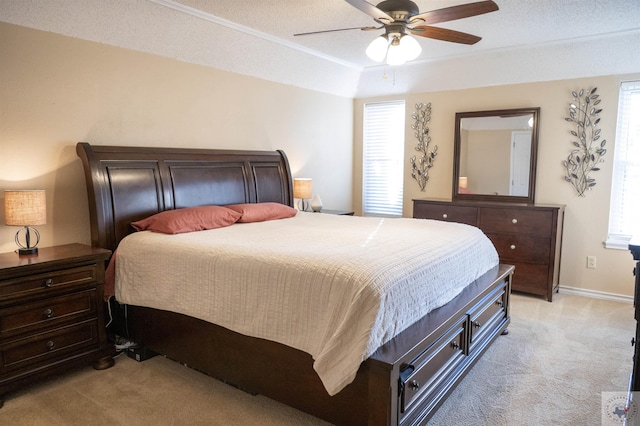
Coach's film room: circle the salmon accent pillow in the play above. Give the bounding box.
[131,206,242,234]
[225,202,297,223]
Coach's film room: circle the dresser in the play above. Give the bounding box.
[0,243,114,407]
[413,199,564,301]
[630,240,640,392]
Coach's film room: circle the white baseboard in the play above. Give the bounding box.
[558,285,633,304]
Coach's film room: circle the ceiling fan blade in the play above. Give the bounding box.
[410,0,498,25]
[410,26,482,45]
[345,0,395,24]
[294,26,380,36]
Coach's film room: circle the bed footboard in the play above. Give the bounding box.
[124,264,512,426]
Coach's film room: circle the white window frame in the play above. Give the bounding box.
[362,101,405,217]
[606,81,640,249]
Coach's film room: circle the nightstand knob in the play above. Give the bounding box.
[44,278,53,288]
[44,308,54,319]
[46,340,56,350]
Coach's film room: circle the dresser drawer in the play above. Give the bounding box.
[0,320,99,372]
[479,208,553,236]
[400,317,466,415]
[413,203,478,226]
[510,262,550,296]
[486,233,551,264]
[468,286,507,352]
[0,265,97,302]
[0,290,97,338]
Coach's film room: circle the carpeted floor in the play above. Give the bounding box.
[1,292,633,425]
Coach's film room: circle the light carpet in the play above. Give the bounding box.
[1,292,633,425]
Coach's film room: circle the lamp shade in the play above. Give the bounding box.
[4,190,47,226]
[293,178,312,199]
[365,36,389,62]
[399,34,422,61]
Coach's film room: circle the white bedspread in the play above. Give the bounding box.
[115,212,498,395]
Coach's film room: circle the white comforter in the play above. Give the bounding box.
[115,212,498,395]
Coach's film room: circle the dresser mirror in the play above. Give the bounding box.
[453,107,540,204]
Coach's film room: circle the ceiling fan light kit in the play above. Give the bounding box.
[295,0,499,66]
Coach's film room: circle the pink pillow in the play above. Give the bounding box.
[225,202,297,223]
[131,206,242,234]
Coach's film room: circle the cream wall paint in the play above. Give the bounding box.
[0,23,353,254]
[354,74,640,298]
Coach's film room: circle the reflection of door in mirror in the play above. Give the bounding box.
[510,131,532,196]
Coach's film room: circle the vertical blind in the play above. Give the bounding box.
[363,100,405,216]
[607,81,640,248]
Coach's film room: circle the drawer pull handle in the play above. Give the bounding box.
[473,321,481,329]
[44,308,54,318]
[46,340,56,350]
[44,278,53,288]
[510,244,516,250]
[632,338,636,347]
[442,213,448,219]
[409,380,420,391]
[451,341,460,350]
[512,218,518,224]
[496,300,504,308]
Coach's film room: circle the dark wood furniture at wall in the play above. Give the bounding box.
[414,199,564,302]
[0,243,114,407]
[76,142,512,426]
[630,240,640,393]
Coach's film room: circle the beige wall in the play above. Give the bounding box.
[0,23,353,254]
[355,73,640,298]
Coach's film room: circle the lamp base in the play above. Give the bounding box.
[18,247,38,255]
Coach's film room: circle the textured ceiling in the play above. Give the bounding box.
[173,0,639,68]
[1,0,639,97]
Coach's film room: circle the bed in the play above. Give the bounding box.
[76,142,513,426]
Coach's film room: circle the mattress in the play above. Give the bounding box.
[114,212,499,395]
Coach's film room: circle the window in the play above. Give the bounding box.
[606,81,640,249]
[363,101,405,217]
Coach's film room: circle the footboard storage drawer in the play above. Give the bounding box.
[468,285,508,353]
[399,317,466,423]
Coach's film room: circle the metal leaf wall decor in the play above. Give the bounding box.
[563,87,606,197]
[410,102,438,191]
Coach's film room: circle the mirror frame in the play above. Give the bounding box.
[452,107,540,204]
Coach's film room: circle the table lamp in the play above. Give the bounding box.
[4,190,47,255]
[293,178,312,211]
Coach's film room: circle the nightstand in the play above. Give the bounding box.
[0,243,114,407]
[318,209,355,216]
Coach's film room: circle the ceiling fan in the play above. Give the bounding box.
[294,0,499,65]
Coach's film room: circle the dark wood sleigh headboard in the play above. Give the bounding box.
[76,142,294,252]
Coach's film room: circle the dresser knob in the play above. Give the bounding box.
[46,340,56,350]
[409,380,420,390]
[512,218,518,224]
[442,213,448,219]
[44,278,53,288]
[510,245,516,250]
[44,308,54,319]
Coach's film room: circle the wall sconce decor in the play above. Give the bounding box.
[410,102,437,191]
[4,190,47,255]
[563,87,606,197]
[293,178,312,211]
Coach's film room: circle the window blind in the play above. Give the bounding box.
[606,81,640,249]
[363,101,405,217]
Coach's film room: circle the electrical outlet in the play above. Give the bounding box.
[587,256,597,269]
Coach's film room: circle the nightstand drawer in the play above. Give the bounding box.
[0,290,97,338]
[1,320,99,371]
[479,208,553,236]
[0,265,97,302]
